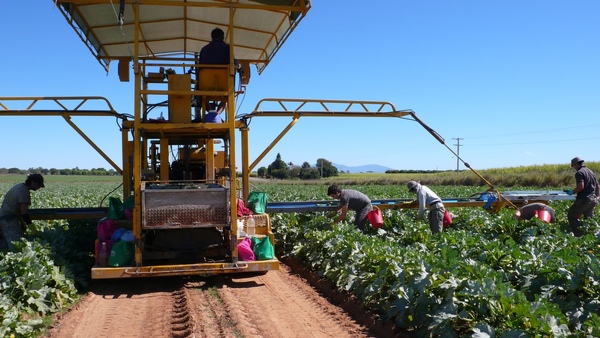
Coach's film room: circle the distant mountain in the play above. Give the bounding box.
[333,163,393,173]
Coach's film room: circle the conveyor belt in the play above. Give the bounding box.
[26,191,574,219]
[29,207,108,220]
[500,190,574,201]
[266,198,478,213]
[266,190,574,213]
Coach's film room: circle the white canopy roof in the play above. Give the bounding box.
[54,0,311,74]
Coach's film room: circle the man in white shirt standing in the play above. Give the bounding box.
[407,180,445,234]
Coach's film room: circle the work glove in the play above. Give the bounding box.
[564,189,574,196]
[21,214,32,225]
[19,214,39,235]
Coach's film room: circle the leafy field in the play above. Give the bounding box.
[258,183,600,336]
[0,175,123,337]
[1,175,599,336]
[289,161,600,188]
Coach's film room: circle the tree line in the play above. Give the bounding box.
[255,153,454,180]
[257,153,340,180]
[2,155,453,180]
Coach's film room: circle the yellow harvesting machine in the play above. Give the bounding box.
[0,0,315,278]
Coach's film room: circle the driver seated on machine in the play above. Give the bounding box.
[198,27,238,117]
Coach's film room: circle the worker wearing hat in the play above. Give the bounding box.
[407,180,445,234]
[566,157,599,237]
[0,174,45,251]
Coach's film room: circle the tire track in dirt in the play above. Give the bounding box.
[45,278,195,338]
[169,289,194,337]
[45,262,401,338]
[202,266,372,338]
[184,279,242,337]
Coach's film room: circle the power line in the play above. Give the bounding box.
[464,123,600,140]
[466,136,600,147]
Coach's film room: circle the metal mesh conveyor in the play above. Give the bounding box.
[142,183,229,229]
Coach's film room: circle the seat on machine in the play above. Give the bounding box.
[196,67,230,121]
[198,67,229,92]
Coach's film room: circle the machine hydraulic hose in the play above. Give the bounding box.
[408,111,517,211]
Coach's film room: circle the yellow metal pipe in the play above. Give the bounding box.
[91,259,280,279]
[60,114,122,173]
[240,126,250,201]
[0,96,116,112]
[132,4,143,268]
[206,139,215,181]
[227,8,240,262]
[123,139,133,199]
[249,116,300,171]
[159,138,169,180]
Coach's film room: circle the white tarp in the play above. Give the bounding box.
[54,0,310,73]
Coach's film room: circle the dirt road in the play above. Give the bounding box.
[44,260,399,338]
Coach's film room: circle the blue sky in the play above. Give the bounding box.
[1,1,599,172]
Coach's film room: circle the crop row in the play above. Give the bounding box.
[259,184,600,336]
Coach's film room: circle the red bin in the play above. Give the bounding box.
[368,207,383,228]
[443,209,453,228]
[534,209,552,223]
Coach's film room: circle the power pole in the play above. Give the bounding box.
[319,159,322,178]
[452,138,463,173]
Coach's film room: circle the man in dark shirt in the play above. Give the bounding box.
[199,28,230,65]
[567,157,599,237]
[514,202,555,222]
[327,184,373,231]
[198,27,235,115]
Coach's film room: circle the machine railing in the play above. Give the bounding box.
[0,96,126,174]
[0,96,120,116]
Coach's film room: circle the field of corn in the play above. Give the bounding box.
[1,172,599,337]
